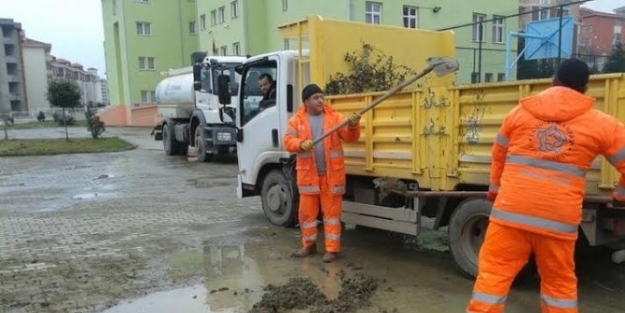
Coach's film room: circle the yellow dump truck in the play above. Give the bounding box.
[213,15,625,278]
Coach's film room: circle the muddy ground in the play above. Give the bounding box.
[1,127,624,313]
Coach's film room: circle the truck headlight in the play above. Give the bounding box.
[217,132,232,141]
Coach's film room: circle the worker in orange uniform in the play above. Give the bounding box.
[466,58,625,313]
[283,83,361,263]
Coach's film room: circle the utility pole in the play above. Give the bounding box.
[478,21,483,83]
[557,5,564,67]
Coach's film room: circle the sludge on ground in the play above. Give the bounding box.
[249,270,378,313]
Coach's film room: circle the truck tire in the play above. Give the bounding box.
[194,126,213,162]
[260,170,297,227]
[448,198,537,283]
[448,198,491,279]
[163,122,188,156]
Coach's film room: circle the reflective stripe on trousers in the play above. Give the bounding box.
[541,294,578,310]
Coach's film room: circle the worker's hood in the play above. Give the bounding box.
[520,86,594,122]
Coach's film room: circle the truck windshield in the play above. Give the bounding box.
[212,63,241,96]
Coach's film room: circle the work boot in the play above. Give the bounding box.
[292,245,316,258]
[323,252,338,263]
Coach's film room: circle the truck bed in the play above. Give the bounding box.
[328,73,625,197]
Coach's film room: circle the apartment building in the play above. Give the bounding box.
[101,0,198,106]
[0,18,27,114]
[578,7,625,58]
[98,78,110,106]
[196,0,519,84]
[48,58,101,106]
[22,37,52,113]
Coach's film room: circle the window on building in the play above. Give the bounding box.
[136,22,152,36]
[139,57,155,70]
[531,6,549,21]
[497,73,505,82]
[112,0,117,15]
[403,6,417,29]
[282,0,288,11]
[365,2,382,25]
[231,1,239,18]
[284,39,290,50]
[472,13,485,42]
[211,10,217,26]
[220,46,227,56]
[485,73,493,83]
[189,21,196,34]
[471,72,480,83]
[218,6,225,23]
[492,16,504,43]
[136,0,149,4]
[200,14,206,30]
[614,25,622,46]
[141,90,155,103]
[233,42,241,55]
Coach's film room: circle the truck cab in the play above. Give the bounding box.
[154,53,247,162]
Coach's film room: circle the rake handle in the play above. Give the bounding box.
[311,65,436,146]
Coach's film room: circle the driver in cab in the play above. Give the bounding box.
[244,73,277,123]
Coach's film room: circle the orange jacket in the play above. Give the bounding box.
[490,86,625,240]
[283,105,361,195]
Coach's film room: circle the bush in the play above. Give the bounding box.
[85,110,105,139]
[37,111,45,122]
[325,42,415,95]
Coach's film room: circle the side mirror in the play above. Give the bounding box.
[217,74,232,105]
[192,64,202,91]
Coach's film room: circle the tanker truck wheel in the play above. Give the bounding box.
[195,126,213,162]
[163,122,188,156]
[260,170,297,227]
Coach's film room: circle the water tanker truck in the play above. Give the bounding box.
[152,52,246,162]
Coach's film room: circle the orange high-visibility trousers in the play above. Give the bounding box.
[467,222,578,313]
[298,175,343,252]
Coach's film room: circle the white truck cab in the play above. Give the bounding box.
[153,52,247,162]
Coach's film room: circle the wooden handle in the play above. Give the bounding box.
[311,65,436,146]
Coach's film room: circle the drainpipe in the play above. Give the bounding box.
[348,0,354,21]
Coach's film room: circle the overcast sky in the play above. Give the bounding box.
[1,0,623,80]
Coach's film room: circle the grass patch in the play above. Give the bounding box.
[0,137,135,157]
[7,120,88,130]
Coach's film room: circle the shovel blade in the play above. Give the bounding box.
[426,56,460,77]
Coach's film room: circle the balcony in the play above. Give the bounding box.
[7,74,19,82]
[9,93,20,101]
[4,56,17,63]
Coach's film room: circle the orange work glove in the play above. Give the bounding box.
[300,140,313,152]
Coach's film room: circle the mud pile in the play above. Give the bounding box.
[248,270,378,313]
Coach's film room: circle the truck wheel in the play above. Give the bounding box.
[163,122,188,156]
[260,170,297,227]
[194,126,213,162]
[448,198,491,279]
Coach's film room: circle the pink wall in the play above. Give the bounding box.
[97,105,163,128]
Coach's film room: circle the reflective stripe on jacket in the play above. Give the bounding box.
[490,86,625,240]
[283,105,360,195]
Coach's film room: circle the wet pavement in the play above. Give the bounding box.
[0,127,624,313]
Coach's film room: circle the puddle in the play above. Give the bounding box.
[103,242,382,313]
[99,285,231,313]
[72,192,117,200]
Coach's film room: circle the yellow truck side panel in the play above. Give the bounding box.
[278,15,625,197]
[330,74,625,197]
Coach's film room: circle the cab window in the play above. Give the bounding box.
[240,60,277,126]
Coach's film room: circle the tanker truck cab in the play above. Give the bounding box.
[216,51,305,225]
[155,53,246,162]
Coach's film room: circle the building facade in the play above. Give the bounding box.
[0,18,27,114]
[196,0,519,84]
[48,58,101,106]
[578,7,625,70]
[519,0,582,31]
[101,0,198,106]
[22,37,52,113]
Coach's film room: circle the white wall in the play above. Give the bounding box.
[22,46,49,112]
